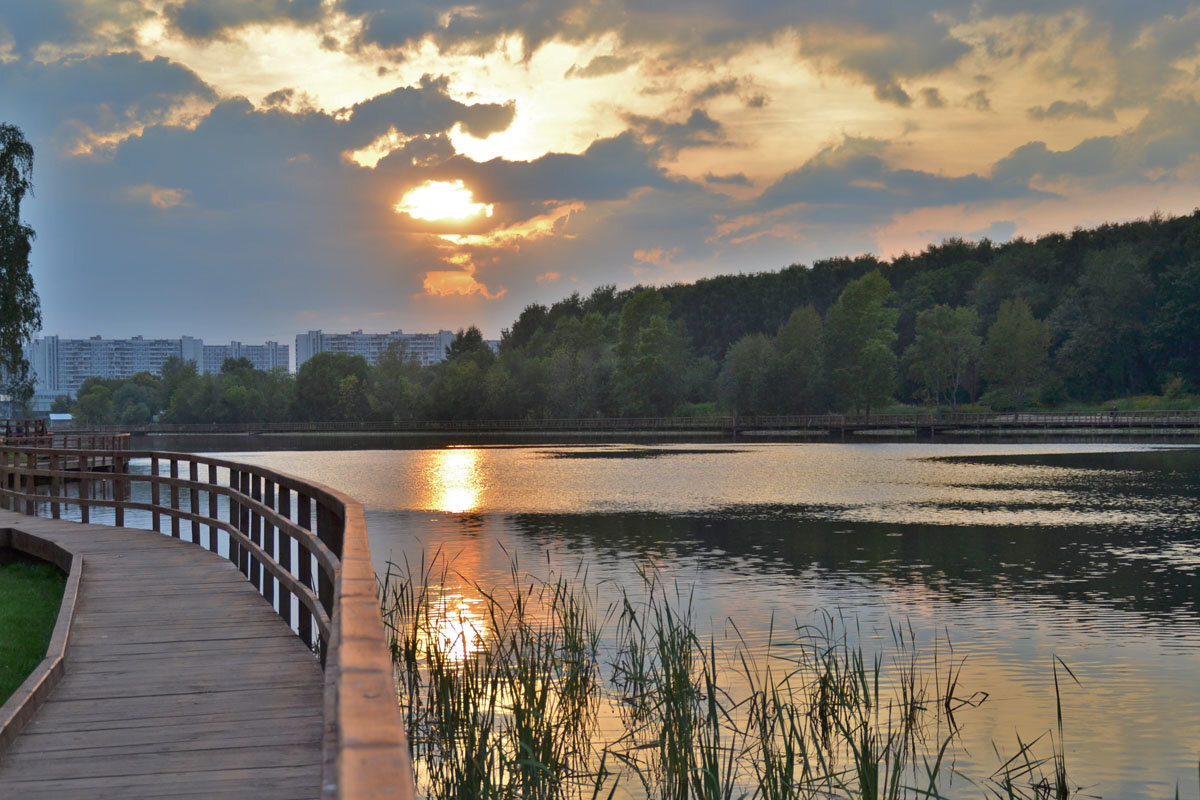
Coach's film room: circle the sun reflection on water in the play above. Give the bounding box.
[427,448,483,513]
[420,594,488,662]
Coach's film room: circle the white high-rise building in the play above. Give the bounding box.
[25,335,290,409]
[295,329,457,369]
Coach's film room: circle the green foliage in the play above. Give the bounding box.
[901,304,981,409]
[296,352,368,421]
[821,270,898,414]
[0,123,41,411]
[773,305,823,413]
[43,210,1200,421]
[717,333,775,414]
[981,299,1050,409]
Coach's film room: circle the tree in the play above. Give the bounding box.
[772,306,823,412]
[717,334,775,415]
[296,352,368,421]
[901,305,981,409]
[821,270,898,414]
[980,298,1050,408]
[1,124,41,411]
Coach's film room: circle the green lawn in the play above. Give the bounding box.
[0,559,66,705]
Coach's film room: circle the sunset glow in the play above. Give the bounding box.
[395,180,494,223]
[5,1,1199,341]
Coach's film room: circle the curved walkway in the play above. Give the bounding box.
[0,509,324,799]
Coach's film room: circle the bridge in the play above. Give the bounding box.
[0,428,414,798]
[65,409,1200,436]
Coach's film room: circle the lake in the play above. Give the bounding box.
[147,440,1200,796]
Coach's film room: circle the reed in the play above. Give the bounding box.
[379,554,1118,800]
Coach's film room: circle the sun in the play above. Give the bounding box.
[395,179,494,222]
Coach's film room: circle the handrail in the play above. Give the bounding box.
[0,442,413,800]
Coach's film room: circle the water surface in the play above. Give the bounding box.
[212,442,1200,798]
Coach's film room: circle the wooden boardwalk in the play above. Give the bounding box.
[0,509,324,799]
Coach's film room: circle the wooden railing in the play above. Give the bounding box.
[0,442,413,800]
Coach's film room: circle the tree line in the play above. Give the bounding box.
[61,210,1200,424]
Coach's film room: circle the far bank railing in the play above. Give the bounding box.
[55,409,1200,434]
[0,439,413,800]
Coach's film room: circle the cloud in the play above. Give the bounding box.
[565,55,634,79]
[0,52,216,155]
[704,172,750,186]
[964,89,992,111]
[1027,100,1115,120]
[624,108,724,155]
[423,269,506,299]
[690,78,740,103]
[164,0,323,40]
[343,74,516,150]
[920,87,945,108]
[535,271,561,283]
[993,99,1200,187]
[125,183,190,209]
[757,137,1039,223]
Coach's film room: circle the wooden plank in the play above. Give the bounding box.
[0,509,323,799]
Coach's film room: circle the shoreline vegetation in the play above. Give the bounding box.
[379,554,1193,800]
[44,211,1200,429]
[0,558,65,705]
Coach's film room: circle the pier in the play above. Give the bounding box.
[0,433,413,798]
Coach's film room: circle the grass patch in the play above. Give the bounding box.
[0,558,66,705]
[381,554,1105,800]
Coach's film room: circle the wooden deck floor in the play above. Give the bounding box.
[0,510,324,799]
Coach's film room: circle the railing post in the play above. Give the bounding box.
[189,461,200,543]
[208,463,219,553]
[249,474,262,591]
[169,458,181,538]
[228,467,241,568]
[50,451,60,519]
[316,502,338,658]
[297,493,313,648]
[239,471,252,579]
[150,455,160,532]
[263,480,276,609]
[278,487,293,627]
[114,452,125,527]
[23,450,35,516]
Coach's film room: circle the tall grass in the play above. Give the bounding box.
[379,553,1113,800]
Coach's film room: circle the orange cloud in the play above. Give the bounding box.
[423,270,507,299]
[126,183,190,209]
[536,271,561,283]
[633,246,681,264]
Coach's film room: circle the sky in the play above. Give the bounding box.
[2,1,1199,345]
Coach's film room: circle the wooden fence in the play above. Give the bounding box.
[0,441,414,800]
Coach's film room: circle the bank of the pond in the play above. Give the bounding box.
[0,559,66,704]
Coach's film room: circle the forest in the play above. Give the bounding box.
[61,210,1200,425]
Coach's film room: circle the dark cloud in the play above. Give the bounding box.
[704,172,750,186]
[0,0,152,54]
[964,89,991,111]
[690,78,740,103]
[624,109,724,156]
[1027,100,1115,121]
[920,87,945,108]
[164,0,322,39]
[994,99,1200,187]
[759,137,1041,223]
[404,132,683,206]
[564,55,634,79]
[0,52,216,154]
[341,75,516,147]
